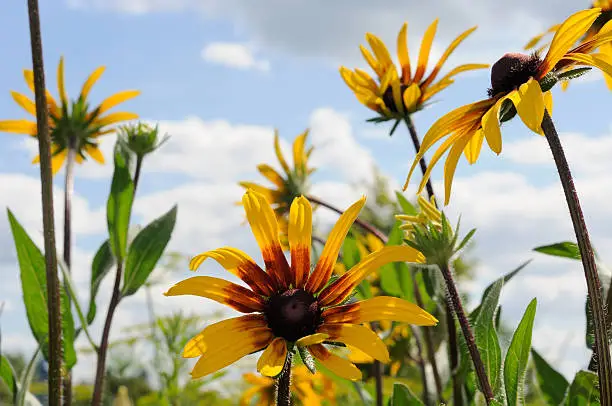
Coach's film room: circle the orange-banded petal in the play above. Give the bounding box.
[274,130,291,174]
[318,246,425,307]
[93,112,138,128]
[540,8,602,76]
[164,276,265,313]
[84,144,106,164]
[309,344,361,380]
[293,130,309,174]
[296,333,329,347]
[190,327,274,379]
[189,247,275,296]
[422,26,477,88]
[397,23,411,82]
[443,131,474,205]
[319,324,390,363]
[80,66,106,100]
[413,19,439,83]
[0,119,37,135]
[10,91,37,116]
[243,189,291,289]
[464,129,485,164]
[289,196,312,288]
[257,164,285,188]
[57,57,68,106]
[305,196,366,294]
[322,296,438,326]
[183,314,267,358]
[257,338,287,377]
[505,78,545,134]
[97,90,141,115]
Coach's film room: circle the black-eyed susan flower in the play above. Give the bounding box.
[0,57,140,174]
[403,8,612,204]
[165,190,437,381]
[340,20,488,124]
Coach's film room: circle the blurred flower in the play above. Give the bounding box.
[165,190,436,380]
[403,8,612,204]
[240,366,336,406]
[340,20,487,124]
[117,122,169,159]
[112,386,133,406]
[0,57,139,174]
[240,130,314,249]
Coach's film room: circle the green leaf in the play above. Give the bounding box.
[122,205,178,297]
[87,240,116,325]
[0,355,17,403]
[7,209,77,369]
[567,370,599,406]
[531,349,569,405]
[395,192,417,216]
[533,241,580,260]
[504,298,537,406]
[557,67,592,81]
[107,146,135,261]
[380,222,404,297]
[17,345,42,406]
[390,382,424,406]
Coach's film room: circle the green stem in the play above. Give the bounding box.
[541,110,612,405]
[276,351,293,406]
[25,1,62,404]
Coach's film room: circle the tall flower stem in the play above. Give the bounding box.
[404,117,435,200]
[276,351,293,406]
[446,302,462,406]
[541,110,612,405]
[62,145,75,406]
[409,325,430,405]
[91,156,144,406]
[440,262,493,403]
[26,1,62,404]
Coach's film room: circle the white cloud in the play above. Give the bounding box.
[201,42,270,71]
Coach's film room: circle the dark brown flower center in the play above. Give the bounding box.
[382,84,412,114]
[264,289,321,342]
[488,52,542,97]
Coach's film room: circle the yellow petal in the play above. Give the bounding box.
[347,345,375,364]
[84,144,106,164]
[97,90,141,115]
[397,23,411,82]
[80,66,106,100]
[257,164,285,188]
[319,324,390,363]
[562,52,612,79]
[366,33,394,72]
[23,70,58,113]
[481,100,503,154]
[57,57,68,106]
[51,149,68,175]
[288,196,313,288]
[305,196,366,294]
[506,79,545,134]
[309,344,362,381]
[274,130,291,174]
[296,333,329,347]
[293,130,309,173]
[464,129,485,164]
[257,338,287,377]
[10,91,37,116]
[391,79,404,114]
[422,26,477,88]
[93,112,138,128]
[543,91,553,117]
[0,119,37,135]
[359,45,384,78]
[423,63,489,102]
[413,19,439,83]
[443,133,473,205]
[402,83,422,112]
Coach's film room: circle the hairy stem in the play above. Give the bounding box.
[541,110,611,405]
[440,262,493,403]
[373,360,383,406]
[447,302,462,406]
[404,117,436,202]
[62,145,75,406]
[26,1,62,404]
[276,351,293,406]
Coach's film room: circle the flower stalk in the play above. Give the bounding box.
[276,351,293,406]
[26,0,63,404]
[541,110,612,405]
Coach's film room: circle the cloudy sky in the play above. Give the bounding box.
[0,0,611,387]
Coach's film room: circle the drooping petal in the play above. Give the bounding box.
[164,276,265,313]
[318,246,425,307]
[57,57,68,106]
[463,129,485,164]
[288,196,312,288]
[366,33,394,72]
[80,66,106,100]
[238,182,283,204]
[309,344,362,380]
[322,296,438,326]
[93,112,138,128]
[189,247,275,296]
[257,164,285,188]
[540,8,601,76]
[84,144,106,164]
[305,196,366,294]
[443,132,474,205]
[562,52,612,79]
[296,333,329,347]
[0,119,37,135]
[273,130,291,174]
[183,314,268,358]
[318,324,390,363]
[97,90,141,115]
[257,338,287,377]
[243,189,291,289]
[481,99,503,154]
[293,130,309,174]
[51,149,68,175]
[190,326,274,379]
[397,23,411,82]
[506,79,545,134]
[10,91,37,116]
[413,19,439,83]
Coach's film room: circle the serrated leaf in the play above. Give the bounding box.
[567,370,599,406]
[533,242,580,260]
[107,146,135,261]
[504,298,537,406]
[531,349,569,405]
[297,346,316,374]
[7,209,77,369]
[122,205,177,297]
[0,355,17,403]
[390,382,424,406]
[87,240,115,324]
[557,67,592,81]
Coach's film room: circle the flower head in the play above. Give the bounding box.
[0,57,140,174]
[117,122,169,159]
[165,190,436,381]
[403,8,612,204]
[340,20,487,124]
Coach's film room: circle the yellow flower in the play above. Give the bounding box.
[340,20,487,121]
[240,366,336,406]
[165,190,437,381]
[0,57,140,174]
[240,130,314,249]
[403,8,612,204]
[525,2,612,90]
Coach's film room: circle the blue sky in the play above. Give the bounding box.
[1,0,611,387]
